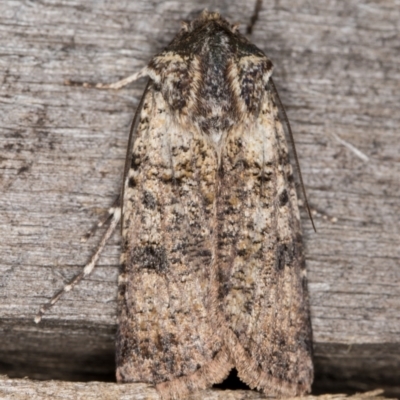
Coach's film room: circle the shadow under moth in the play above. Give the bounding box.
[36,10,314,399]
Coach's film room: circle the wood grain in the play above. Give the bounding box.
[0,0,399,397]
[0,376,395,400]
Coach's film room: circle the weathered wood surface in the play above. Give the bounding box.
[0,376,394,400]
[0,0,399,397]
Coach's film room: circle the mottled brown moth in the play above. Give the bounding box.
[36,10,314,399]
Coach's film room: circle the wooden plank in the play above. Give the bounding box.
[0,0,399,396]
[0,376,394,400]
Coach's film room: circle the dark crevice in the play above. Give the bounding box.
[213,368,250,390]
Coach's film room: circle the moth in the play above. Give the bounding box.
[36,10,314,400]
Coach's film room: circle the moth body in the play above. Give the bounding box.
[118,10,313,399]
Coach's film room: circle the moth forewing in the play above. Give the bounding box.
[117,82,232,399]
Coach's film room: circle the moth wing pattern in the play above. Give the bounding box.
[215,84,313,395]
[117,10,313,399]
[117,81,232,398]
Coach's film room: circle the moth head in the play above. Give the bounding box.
[146,12,274,132]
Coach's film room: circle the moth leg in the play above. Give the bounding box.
[34,206,121,323]
[81,196,120,243]
[95,67,149,89]
[65,67,149,90]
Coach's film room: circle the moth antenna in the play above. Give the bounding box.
[120,79,151,229]
[247,0,262,35]
[34,207,121,323]
[270,78,317,232]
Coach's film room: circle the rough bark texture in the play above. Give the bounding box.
[0,0,399,398]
